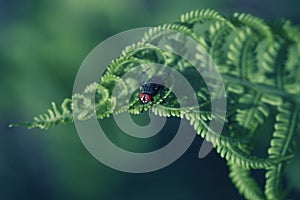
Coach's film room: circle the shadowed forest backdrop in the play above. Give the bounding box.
[1,0,300,199]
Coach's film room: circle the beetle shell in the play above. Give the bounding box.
[138,76,166,113]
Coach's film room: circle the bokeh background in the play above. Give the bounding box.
[1,0,300,199]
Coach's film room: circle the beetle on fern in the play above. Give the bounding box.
[10,9,300,200]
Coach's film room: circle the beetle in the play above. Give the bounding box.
[138,77,166,112]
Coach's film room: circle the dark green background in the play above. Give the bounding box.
[1,0,300,199]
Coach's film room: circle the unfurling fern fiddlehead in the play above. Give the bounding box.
[10,9,300,200]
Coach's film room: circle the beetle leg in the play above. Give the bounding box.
[160,88,167,103]
[150,98,154,106]
[141,104,144,113]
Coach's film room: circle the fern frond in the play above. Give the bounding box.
[180,9,234,29]
[206,21,231,63]
[281,20,300,52]
[151,105,243,146]
[258,38,287,88]
[265,102,298,200]
[228,162,265,200]
[234,91,269,134]
[232,12,274,45]
[11,99,73,130]
[283,44,300,94]
[141,24,198,44]
[226,27,258,78]
[216,144,292,170]
[106,55,147,76]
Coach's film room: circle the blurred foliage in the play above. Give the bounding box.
[1,0,300,200]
